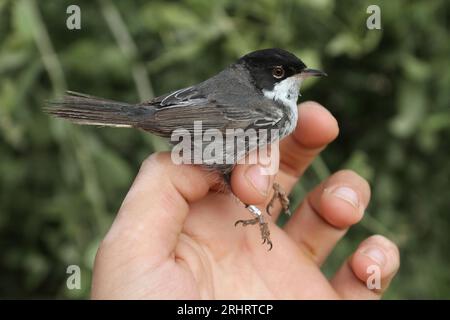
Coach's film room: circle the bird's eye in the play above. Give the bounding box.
[272,66,285,79]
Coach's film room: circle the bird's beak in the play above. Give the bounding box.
[301,68,327,77]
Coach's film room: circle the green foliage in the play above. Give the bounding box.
[0,0,449,298]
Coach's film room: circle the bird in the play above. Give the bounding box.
[45,48,326,250]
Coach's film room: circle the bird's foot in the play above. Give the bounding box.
[234,217,260,227]
[266,182,291,216]
[235,205,273,250]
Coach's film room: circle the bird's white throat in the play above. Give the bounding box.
[262,76,302,136]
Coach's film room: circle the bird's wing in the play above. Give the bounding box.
[137,86,284,138]
[142,86,206,108]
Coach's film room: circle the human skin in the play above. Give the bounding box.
[91,101,400,299]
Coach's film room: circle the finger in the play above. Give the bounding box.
[278,101,339,190]
[331,235,400,299]
[284,170,370,265]
[99,152,218,260]
[268,102,339,220]
[230,146,279,205]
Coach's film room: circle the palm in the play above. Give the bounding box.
[167,192,333,299]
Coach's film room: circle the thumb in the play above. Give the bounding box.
[101,152,218,259]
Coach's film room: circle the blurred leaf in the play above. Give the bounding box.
[389,82,426,138]
[343,150,374,181]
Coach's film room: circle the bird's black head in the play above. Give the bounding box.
[237,48,325,91]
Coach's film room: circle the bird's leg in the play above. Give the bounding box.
[266,182,291,216]
[235,205,272,250]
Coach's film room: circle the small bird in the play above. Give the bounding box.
[46,48,326,250]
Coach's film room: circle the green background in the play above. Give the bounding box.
[0,0,449,298]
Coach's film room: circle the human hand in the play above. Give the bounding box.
[91,101,400,299]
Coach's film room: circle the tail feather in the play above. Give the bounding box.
[45,91,150,128]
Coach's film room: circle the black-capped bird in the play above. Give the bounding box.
[46,48,326,250]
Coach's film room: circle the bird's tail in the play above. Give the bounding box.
[45,91,151,128]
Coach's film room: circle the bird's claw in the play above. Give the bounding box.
[234,217,259,227]
[236,206,273,250]
[266,182,291,216]
[259,222,272,250]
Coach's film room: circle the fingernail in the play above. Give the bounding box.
[245,165,270,196]
[361,247,386,267]
[329,186,359,208]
